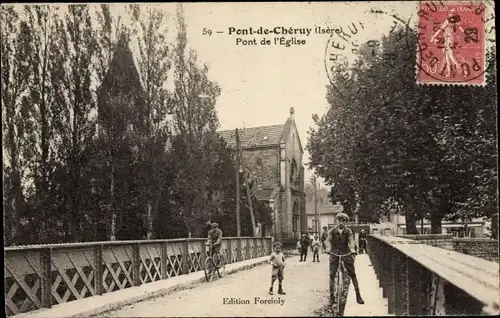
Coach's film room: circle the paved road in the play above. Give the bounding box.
[103,253,388,317]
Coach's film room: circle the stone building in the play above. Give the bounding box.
[218,108,306,242]
[305,203,344,232]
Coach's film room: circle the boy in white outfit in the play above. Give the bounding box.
[311,234,321,262]
[269,242,286,295]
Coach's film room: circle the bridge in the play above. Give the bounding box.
[5,235,499,317]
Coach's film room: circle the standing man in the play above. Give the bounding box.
[325,213,365,305]
[358,229,367,254]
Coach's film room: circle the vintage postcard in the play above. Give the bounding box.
[2,1,498,317]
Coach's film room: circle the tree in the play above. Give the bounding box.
[307,25,497,235]
[1,5,32,245]
[22,5,61,241]
[97,31,149,240]
[169,4,222,236]
[93,4,130,241]
[50,4,98,241]
[128,4,172,239]
[439,51,497,224]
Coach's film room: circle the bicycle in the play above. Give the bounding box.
[329,251,354,317]
[204,243,226,282]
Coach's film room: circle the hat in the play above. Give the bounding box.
[336,213,349,221]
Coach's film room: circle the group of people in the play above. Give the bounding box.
[295,223,368,263]
[296,232,322,262]
[269,213,366,305]
[206,214,366,306]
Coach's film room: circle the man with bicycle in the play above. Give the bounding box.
[325,213,365,305]
[206,222,223,261]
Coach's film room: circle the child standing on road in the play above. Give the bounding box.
[299,233,311,262]
[311,234,321,262]
[269,242,286,295]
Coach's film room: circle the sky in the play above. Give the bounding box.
[179,1,418,185]
[3,1,420,187]
[15,1,496,188]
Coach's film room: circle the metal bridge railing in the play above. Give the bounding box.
[367,234,499,316]
[4,237,273,316]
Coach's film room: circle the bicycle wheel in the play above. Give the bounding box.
[335,268,344,316]
[339,263,350,316]
[204,257,214,281]
[331,268,340,316]
[216,253,226,278]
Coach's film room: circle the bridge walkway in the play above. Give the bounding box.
[101,254,388,317]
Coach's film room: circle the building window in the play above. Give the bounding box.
[290,159,297,182]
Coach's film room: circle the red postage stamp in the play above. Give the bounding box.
[416,1,490,85]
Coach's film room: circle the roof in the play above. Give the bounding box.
[98,33,146,95]
[283,117,303,153]
[130,43,146,92]
[218,124,286,148]
[218,113,303,152]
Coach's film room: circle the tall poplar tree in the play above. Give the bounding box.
[1,5,32,245]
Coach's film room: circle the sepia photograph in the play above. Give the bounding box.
[2,1,498,317]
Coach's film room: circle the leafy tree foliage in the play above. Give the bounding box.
[2,4,270,245]
[307,26,497,234]
[127,4,172,239]
[1,6,31,245]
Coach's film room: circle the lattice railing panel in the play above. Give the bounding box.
[5,273,41,315]
[220,240,228,264]
[257,239,266,256]
[51,248,96,305]
[232,241,239,262]
[240,239,248,261]
[220,239,239,263]
[248,240,255,259]
[230,240,237,263]
[102,245,134,293]
[254,240,262,257]
[165,242,183,278]
[188,242,204,272]
[5,250,43,316]
[139,244,162,284]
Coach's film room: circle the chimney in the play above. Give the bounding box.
[290,107,295,119]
